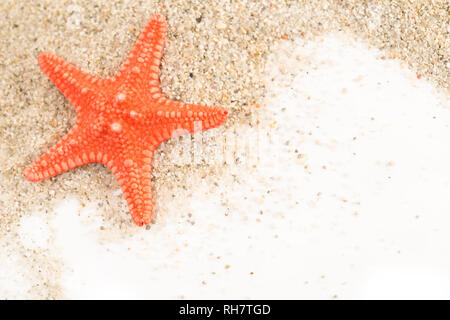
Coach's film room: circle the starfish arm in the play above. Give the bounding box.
[113,14,167,91]
[23,122,102,182]
[38,52,106,112]
[107,147,156,226]
[179,102,229,133]
[151,100,228,142]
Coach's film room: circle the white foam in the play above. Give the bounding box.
[0,249,30,299]
[18,214,50,249]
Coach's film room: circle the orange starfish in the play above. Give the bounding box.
[23,14,228,226]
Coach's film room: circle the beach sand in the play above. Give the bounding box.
[0,0,449,299]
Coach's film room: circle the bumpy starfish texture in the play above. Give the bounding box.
[24,14,228,226]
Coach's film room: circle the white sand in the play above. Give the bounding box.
[3,33,450,299]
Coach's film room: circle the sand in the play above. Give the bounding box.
[0,0,449,299]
